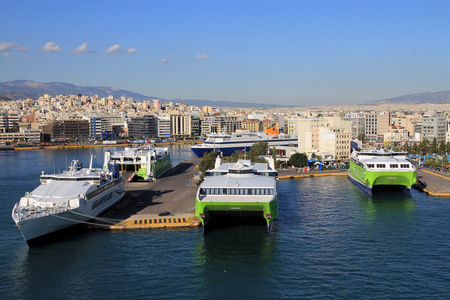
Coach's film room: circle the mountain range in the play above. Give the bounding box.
[0,80,279,108]
[1,80,450,107]
[365,91,450,105]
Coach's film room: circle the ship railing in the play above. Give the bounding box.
[13,206,70,221]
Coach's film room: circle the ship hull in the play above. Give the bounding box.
[14,181,125,247]
[348,162,416,196]
[195,197,278,233]
[17,209,90,247]
[192,140,297,157]
[135,154,172,180]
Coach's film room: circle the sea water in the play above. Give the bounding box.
[0,146,449,299]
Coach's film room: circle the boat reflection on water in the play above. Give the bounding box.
[356,190,416,233]
[191,219,277,299]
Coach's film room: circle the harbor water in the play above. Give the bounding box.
[1,145,449,299]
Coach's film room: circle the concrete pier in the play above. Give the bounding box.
[416,168,450,197]
[98,158,203,230]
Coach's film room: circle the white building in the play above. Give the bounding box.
[294,117,352,161]
[421,111,447,142]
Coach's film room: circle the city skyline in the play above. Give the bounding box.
[1,0,450,106]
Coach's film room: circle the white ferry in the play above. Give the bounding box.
[191,130,297,157]
[12,154,125,246]
[105,144,171,181]
[195,157,278,233]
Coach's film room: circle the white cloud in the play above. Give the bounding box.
[70,42,96,54]
[0,42,28,51]
[125,48,137,54]
[196,53,210,60]
[42,42,62,52]
[159,58,170,64]
[0,52,12,58]
[105,44,137,55]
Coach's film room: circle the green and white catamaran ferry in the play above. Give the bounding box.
[348,149,417,196]
[195,157,278,234]
[105,145,171,181]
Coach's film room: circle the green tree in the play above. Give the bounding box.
[357,133,367,144]
[198,151,218,175]
[419,139,431,154]
[438,141,446,155]
[431,137,438,153]
[231,152,240,162]
[251,141,269,156]
[311,153,322,161]
[403,141,409,152]
[411,143,419,154]
[289,152,308,168]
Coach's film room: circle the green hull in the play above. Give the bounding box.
[348,161,417,190]
[195,197,278,227]
[136,155,172,180]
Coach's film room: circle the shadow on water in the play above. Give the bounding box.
[26,224,94,248]
[204,216,267,235]
[191,219,277,299]
[7,228,104,299]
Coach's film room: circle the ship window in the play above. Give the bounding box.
[200,188,205,195]
[256,189,260,195]
[219,189,223,195]
[251,189,255,195]
[390,164,398,168]
[214,189,219,194]
[231,189,235,195]
[269,189,273,195]
[244,189,248,195]
[223,189,228,194]
[206,188,211,194]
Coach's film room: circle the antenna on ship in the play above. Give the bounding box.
[89,153,93,172]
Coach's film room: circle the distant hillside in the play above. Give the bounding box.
[171,98,280,108]
[0,80,154,101]
[366,90,450,105]
[0,80,279,108]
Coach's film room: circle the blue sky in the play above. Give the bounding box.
[1,0,449,105]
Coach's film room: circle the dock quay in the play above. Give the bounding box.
[416,168,450,197]
[96,158,203,230]
[278,169,348,179]
[96,161,350,230]
[94,162,450,232]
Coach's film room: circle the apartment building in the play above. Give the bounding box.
[294,117,352,161]
[365,111,390,143]
[421,111,447,142]
[127,115,158,138]
[241,119,262,132]
[43,119,90,140]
